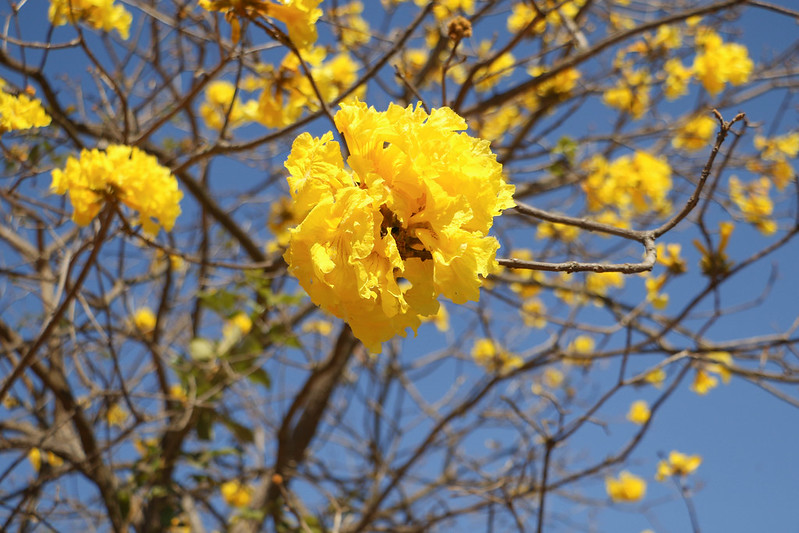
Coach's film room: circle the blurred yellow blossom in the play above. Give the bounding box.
[51,145,182,233]
[627,400,651,424]
[694,221,734,278]
[656,243,687,275]
[603,68,651,119]
[27,448,62,472]
[221,480,253,507]
[536,221,580,242]
[472,338,523,374]
[133,307,157,334]
[693,28,753,95]
[169,384,188,403]
[200,0,323,48]
[302,320,334,336]
[754,132,799,160]
[200,80,258,131]
[105,403,128,427]
[644,367,666,388]
[522,298,547,329]
[0,79,51,133]
[329,1,370,47]
[673,115,717,151]
[583,151,672,217]
[691,351,732,395]
[662,58,693,100]
[645,274,669,309]
[49,0,132,39]
[656,451,701,481]
[606,471,646,502]
[284,100,514,351]
[729,176,776,235]
[565,335,595,366]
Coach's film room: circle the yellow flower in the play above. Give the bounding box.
[690,352,732,395]
[536,221,580,242]
[49,0,132,39]
[420,304,450,332]
[673,115,717,151]
[662,59,693,100]
[229,313,253,335]
[471,338,523,374]
[521,297,547,329]
[754,132,799,160]
[656,243,687,275]
[284,101,514,351]
[606,471,646,502]
[200,0,323,49]
[603,68,651,119]
[328,1,371,47]
[133,307,157,334]
[0,79,51,133]
[694,221,734,277]
[543,367,564,389]
[28,448,42,472]
[644,367,666,388]
[29,447,64,472]
[565,335,595,366]
[51,145,182,233]
[655,451,702,481]
[627,400,651,425]
[301,320,334,335]
[729,176,776,235]
[200,80,258,131]
[220,480,252,508]
[693,28,753,95]
[105,403,128,427]
[169,384,188,402]
[583,152,672,216]
[644,274,668,309]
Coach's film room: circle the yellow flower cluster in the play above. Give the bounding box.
[201,49,363,131]
[655,451,702,481]
[627,400,651,424]
[284,101,515,351]
[51,145,182,232]
[28,448,64,472]
[0,80,51,133]
[694,221,734,278]
[507,0,586,38]
[328,1,371,48]
[750,132,798,191]
[48,0,132,39]
[602,68,651,119]
[220,480,252,507]
[693,28,753,95]
[200,0,323,48]
[606,471,646,503]
[729,176,776,235]
[691,351,732,395]
[672,115,717,152]
[583,151,672,217]
[471,338,523,374]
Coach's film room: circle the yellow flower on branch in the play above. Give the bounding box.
[693,28,753,95]
[662,58,693,100]
[691,351,733,395]
[471,338,523,374]
[50,145,182,233]
[673,115,716,151]
[200,0,323,48]
[284,100,514,351]
[603,68,651,119]
[0,79,51,133]
[627,400,651,425]
[133,307,157,334]
[606,471,646,502]
[220,480,253,508]
[729,176,776,235]
[49,0,132,39]
[694,221,734,277]
[655,451,702,481]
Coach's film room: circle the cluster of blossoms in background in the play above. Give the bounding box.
[0,79,51,133]
[50,145,183,233]
[283,100,515,351]
[48,0,132,39]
